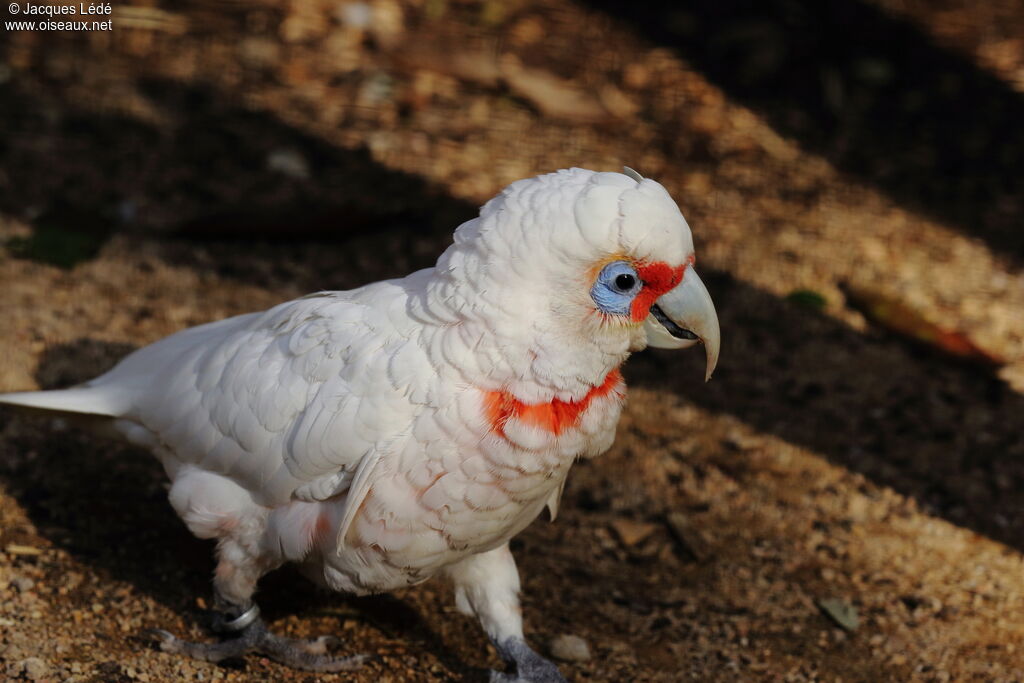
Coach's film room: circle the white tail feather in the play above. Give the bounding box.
[0,386,123,418]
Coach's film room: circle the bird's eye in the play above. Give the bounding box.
[590,260,642,316]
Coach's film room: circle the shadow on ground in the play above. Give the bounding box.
[0,78,473,282]
[583,0,1024,261]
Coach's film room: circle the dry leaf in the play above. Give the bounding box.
[499,55,609,123]
[395,48,629,123]
[665,512,708,561]
[844,283,1004,367]
[610,519,657,547]
[6,544,43,556]
[113,7,188,34]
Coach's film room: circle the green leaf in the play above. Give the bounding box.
[7,213,109,269]
[786,289,828,310]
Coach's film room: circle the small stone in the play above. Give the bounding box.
[20,657,49,680]
[549,634,591,662]
[12,576,35,593]
[266,149,310,180]
[239,38,280,68]
[509,16,544,46]
[368,0,404,46]
[816,598,859,632]
[2,644,24,660]
[336,2,372,29]
[622,63,650,89]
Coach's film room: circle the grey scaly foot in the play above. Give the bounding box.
[145,605,366,673]
[489,637,567,683]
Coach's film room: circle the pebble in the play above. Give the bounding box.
[19,657,49,680]
[549,634,591,662]
[336,2,372,29]
[239,38,280,69]
[12,576,35,593]
[265,149,310,180]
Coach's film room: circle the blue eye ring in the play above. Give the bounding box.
[591,261,642,315]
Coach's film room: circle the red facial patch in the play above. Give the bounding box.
[630,261,687,322]
[484,370,625,436]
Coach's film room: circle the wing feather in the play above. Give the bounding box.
[79,283,428,508]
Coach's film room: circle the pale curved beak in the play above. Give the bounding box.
[643,267,721,381]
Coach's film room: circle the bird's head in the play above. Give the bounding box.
[430,167,719,399]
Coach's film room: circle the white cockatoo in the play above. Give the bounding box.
[0,168,719,681]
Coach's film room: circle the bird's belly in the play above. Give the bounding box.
[320,467,564,594]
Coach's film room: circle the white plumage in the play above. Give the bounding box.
[0,168,719,681]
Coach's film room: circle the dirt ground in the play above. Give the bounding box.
[2,1,1024,681]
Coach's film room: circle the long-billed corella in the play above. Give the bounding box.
[0,167,719,681]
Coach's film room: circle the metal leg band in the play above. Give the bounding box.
[220,604,260,632]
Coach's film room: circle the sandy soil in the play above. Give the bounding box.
[2,1,1024,681]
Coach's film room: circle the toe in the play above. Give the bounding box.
[140,618,363,672]
[258,631,366,672]
[141,627,254,663]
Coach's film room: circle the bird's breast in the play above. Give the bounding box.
[321,371,626,593]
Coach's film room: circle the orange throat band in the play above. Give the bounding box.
[483,370,625,436]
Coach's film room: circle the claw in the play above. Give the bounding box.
[142,629,178,652]
[299,634,339,655]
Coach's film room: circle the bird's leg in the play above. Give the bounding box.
[445,544,567,683]
[145,547,365,672]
